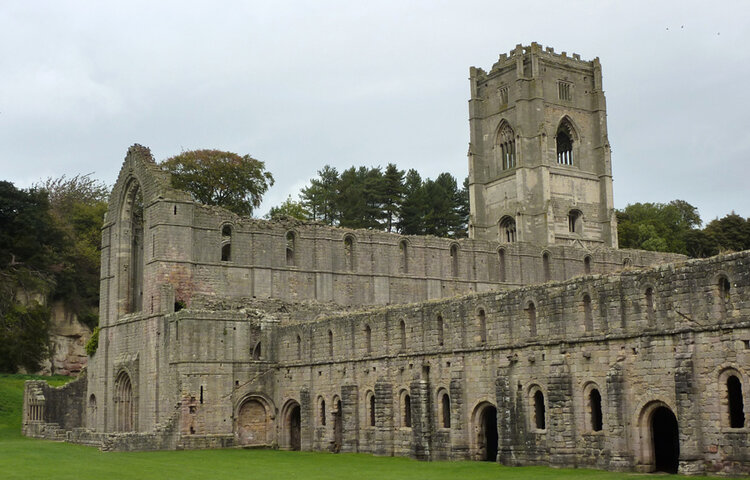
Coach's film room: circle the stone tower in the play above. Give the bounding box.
[467,43,618,249]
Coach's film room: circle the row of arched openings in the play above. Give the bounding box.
[495,117,576,170]
[362,389,452,429]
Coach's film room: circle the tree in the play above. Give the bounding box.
[161,149,274,217]
[398,169,426,235]
[703,213,750,253]
[301,165,339,225]
[382,163,405,232]
[616,200,702,255]
[266,196,311,221]
[37,174,109,328]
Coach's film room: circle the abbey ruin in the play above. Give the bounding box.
[23,43,750,476]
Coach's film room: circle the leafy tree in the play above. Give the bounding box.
[703,213,750,253]
[266,195,311,221]
[616,200,701,255]
[37,174,109,328]
[161,149,274,217]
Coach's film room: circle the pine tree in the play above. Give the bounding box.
[382,163,405,232]
[398,169,426,235]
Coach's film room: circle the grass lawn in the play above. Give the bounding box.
[0,374,714,480]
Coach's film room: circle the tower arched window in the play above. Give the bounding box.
[588,388,603,432]
[399,240,408,274]
[221,224,232,262]
[584,255,592,275]
[533,389,546,430]
[542,252,551,282]
[568,209,582,234]
[450,244,459,277]
[437,315,444,347]
[497,122,516,170]
[499,216,516,243]
[328,330,334,358]
[364,324,372,354]
[286,231,296,266]
[399,320,407,352]
[478,309,487,345]
[344,235,355,271]
[556,121,574,166]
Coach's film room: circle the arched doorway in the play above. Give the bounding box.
[651,406,679,473]
[114,371,134,432]
[473,403,498,461]
[236,398,269,446]
[283,401,301,451]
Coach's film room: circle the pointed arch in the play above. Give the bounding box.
[119,178,144,315]
[495,119,517,170]
[499,216,517,243]
[555,116,578,166]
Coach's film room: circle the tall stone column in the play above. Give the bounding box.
[547,360,576,467]
[374,378,393,456]
[410,376,432,460]
[606,361,631,470]
[674,334,705,476]
[300,388,312,451]
[341,384,359,453]
[496,366,516,465]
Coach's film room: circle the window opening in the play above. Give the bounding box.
[369,393,376,427]
[568,209,582,233]
[583,294,593,332]
[344,236,355,271]
[556,123,573,165]
[584,256,592,274]
[403,394,412,427]
[441,393,451,428]
[478,309,487,344]
[498,86,509,105]
[499,216,516,243]
[728,375,745,428]
[296,335,301,360]
[221,225,232,262]
[450,244,458,277]
[534,390,546,430]
[286,231,295,266]
[399,240,408,274]
[589,389,603,431]
[557,81,572,101]
[719,276,731,300]
[320,398,326,426]
[543,252,551,282]
[498,249,507,282]
[497,122,516,170]
[399,320,406,351]
[437,315,444,347]
[252,342,262,360]
[328,330,334,358]
[365,324,372,354]
[200,386,204,404]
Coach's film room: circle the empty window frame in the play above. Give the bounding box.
[498,85,509,105]
[556,121,574,165]
[588,388,603,432]
[542,252,551,282]
[367,391,376,427]
[450,244,459,277]
[296,335,302,360]
[364,324,372,354]
[557,81,572,101]
[328,330,334,358]
[399,320,407,352]
[399,240,409,274]
[344,235,355,271]
[645,287,655,325]
[319,397,327,426]
[497,122,517,170]
[568,209,582,234]
[439,390,451,428]
[498,248,507,282]
[727,375,745,428]
[221,224,232,262]
[584,256,592,275]
[478,309,487,344]
[533,389,546,430]
[286,231,296,266]
[437,315,444,347]
[252,342,262,360]
[403,392,412,428]
[499,216,517,243]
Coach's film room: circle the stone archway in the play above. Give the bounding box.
[114,371,134,432]
[282,400,301,451]
[652,406,679,473]
[638,401,680,474]
[236,398,270,446]
[472,402,498,462]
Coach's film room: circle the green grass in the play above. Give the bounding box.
[0,374,716,480]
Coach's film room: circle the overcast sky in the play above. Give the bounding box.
[1,1,748,224]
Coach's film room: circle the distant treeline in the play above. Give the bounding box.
[268,164,470,238]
